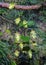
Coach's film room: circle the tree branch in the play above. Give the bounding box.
[0,2,46,10]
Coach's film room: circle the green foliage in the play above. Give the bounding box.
[0,8,5,14]
[21,35,30,42]
[0,41,17,65]
[0,32,3,36]
[6,29,11,34]
[0,0,46,65]
[0,41,10,65]
[28,20,35,26]
[11,61,17,65]
[29,0,39,4]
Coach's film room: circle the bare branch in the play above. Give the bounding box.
[0,2,42,10]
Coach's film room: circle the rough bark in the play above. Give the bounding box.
[0,2,46,10]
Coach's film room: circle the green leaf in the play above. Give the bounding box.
[21,35,30,42]
[28,20,35,26]
[29,0,39,4]
[11,61,17,65]
[0,32,3,36]
[0,8,5,14]
[6,29,11,34]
